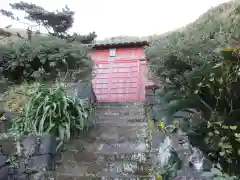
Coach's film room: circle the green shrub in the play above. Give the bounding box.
[0,35,93,83]
[9,83,95,141]
[202,164,239,180]
[145,0,240,176]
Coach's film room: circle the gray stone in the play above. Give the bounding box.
[0,121,10,134]
[174,167,208,180]
[22,136,38,156]
[18,159,26,173]
[96,141,147,154]
[75,80,97,105]
[0,155,7,167]
[0,166,8,180]
[16,173,29,180]
[38,135,57,155]
[26,155,53,173]
[0,138,17,156]
[151,131,165,151]
[29,172,45,180]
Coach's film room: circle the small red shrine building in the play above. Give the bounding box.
[89,40,153,102]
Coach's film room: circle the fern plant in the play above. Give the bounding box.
[8,83,95,141]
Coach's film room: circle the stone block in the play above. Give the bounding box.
[0,138,17,156]
[16,173,29,180]
[26,154,53,173]
[0,121,10,134]
[52,152,62,165]
[18,158,26,173]
[0,155,7,167]
[21,136,39,156]
[151,131,165,151]
[173,167,207,180]
[0,166,9,180]
[8,166,18,175]
[29,172,46,180]
[38,135,57,155]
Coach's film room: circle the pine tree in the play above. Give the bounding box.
[0,1,97,43]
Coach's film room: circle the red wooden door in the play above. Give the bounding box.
[92,60,141,102]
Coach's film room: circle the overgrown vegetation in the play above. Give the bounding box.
[0,1,96,83]
[146,0,240,177]
[0,1,96,43]
[0,36,93,83]
[0,2,96,144]
[8,83,95,141]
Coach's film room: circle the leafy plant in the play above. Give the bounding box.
[150,146,182,180]
[202,164,239,180]
[145,1,240,176]
[9,83,95,141]
[0,1,97,83]
[149,120,182,180]
[0,36,93,83]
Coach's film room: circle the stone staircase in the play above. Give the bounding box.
[55,102,154,180]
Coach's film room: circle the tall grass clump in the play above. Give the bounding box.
[9,83,95,141]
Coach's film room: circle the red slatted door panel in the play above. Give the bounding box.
[109,61,139,102]
[92,61,141,102]
[92,63,110,102]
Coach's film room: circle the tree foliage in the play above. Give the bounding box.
[145,0,240,176]
[146,0,240,84]
[0,1,97,43]
[0,36,93,83]
[0,1,96,83]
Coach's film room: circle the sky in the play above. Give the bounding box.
[0,0,229,40]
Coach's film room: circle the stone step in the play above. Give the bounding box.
[94,125,148,143]
[97,116,145,122]
[96,107,145,113]
[95,141,149,155]
[97,114,145,120]
[98,152,151,163]
[104,161,150,175]
[55,101,150,180]
[55,156,151,177]
[95,122,147,129]
[58,149,151,165]
[97,102,145,107]
[96,119,147,127]
[96,108,145,114]
[55,174,154,180]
